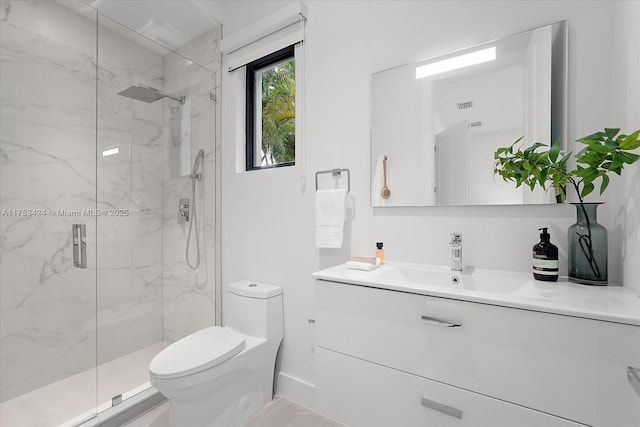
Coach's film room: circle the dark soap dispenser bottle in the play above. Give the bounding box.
[532,227,559,281]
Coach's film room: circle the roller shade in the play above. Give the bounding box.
[222,2,307,72]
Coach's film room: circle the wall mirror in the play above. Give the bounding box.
[371,21,567,207]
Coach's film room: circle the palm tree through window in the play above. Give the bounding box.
[245,45,296,170]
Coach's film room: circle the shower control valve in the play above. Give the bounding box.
[178,198,190,224]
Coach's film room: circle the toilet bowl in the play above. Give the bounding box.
[149,280,283,427]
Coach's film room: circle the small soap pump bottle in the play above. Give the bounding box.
[532,227,559,281]
[376,242,385,265]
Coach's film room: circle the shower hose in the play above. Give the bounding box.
[186,172,200,270]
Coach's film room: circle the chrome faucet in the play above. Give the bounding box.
[450,233,462,271]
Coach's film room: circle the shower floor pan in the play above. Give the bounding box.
[0,341,168,427]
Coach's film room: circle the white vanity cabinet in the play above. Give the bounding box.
[314,278,640,427]
[316,347,584,427]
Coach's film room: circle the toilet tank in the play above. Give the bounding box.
[225,280,283,341]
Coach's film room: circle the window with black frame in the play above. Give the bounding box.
[245,45,296,171]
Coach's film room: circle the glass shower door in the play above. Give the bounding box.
[93,12,218,413]
[0,0,99,425]
[93,13,166,410]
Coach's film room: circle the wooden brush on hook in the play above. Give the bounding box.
[381,156,391,199]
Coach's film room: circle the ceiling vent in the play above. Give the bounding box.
[456,101,474,110]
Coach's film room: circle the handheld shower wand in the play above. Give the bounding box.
[191,149,203,180]
[186,150,205,270]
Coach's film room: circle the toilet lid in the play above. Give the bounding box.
[149,326,246,379]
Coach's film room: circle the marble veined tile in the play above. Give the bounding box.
[0,216,96,310]
[165,38,218,94]
[172,27,221,73]
[131,230,163,269]
[97,298,162,364]
[0,118,96,205]
[96,63,162,145]
[0,24,96,137]
[130,145,163,200]
[1,0,97,59]
[161,58,217,343]
[132,102,164,148]
[0,298,97,401]
[97,19,164,84]
[162,263,215,345]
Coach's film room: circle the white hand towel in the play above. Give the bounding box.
[346,261,380,271]
[372,155,391,206]
[315,189,348,248]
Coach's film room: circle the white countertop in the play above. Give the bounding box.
[312,262,640,326]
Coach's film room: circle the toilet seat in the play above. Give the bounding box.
[150,326,246,379]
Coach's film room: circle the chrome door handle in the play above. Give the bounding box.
[421,315,462,328]
[421,397,463,419]
[72,224,87,268]
[628,367,640,398]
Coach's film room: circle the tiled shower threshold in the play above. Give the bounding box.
[0,341,168,427]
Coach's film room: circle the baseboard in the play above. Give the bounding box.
[275,371,315,410]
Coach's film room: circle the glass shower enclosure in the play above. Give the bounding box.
[0,1,217,425]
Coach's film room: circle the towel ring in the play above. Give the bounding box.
[315,168,350,193]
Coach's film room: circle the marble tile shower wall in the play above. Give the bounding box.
[0,0,163,401]
[0,0,98,402]
[162,28,220,344]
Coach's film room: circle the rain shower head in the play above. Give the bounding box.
[117,84,185,104]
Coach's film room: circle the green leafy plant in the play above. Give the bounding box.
[261,59,295,165]
[494,128,640,279]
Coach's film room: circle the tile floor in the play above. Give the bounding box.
[0,342,168,427]
[1,343,344,427]
[124,395,345,427]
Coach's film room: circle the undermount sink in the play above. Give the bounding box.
[375,263,547,298]
[313,261,569,304]
[375,263,459,286]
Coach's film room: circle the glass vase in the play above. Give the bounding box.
[568,203,607,285]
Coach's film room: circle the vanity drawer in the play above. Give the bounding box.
[316,347,585,427]
[315,280,640,426]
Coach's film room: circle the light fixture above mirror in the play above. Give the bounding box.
[415,46,496,79]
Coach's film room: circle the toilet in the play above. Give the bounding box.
[149,280,283,427]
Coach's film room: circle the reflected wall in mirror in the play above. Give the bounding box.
[371,21,567,207]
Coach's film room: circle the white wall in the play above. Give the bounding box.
[614,1,640,295]
[221,0,625,407]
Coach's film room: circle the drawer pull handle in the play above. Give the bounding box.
[421,315,462,328]
[421,397,463,419]
[629,366,640,398]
